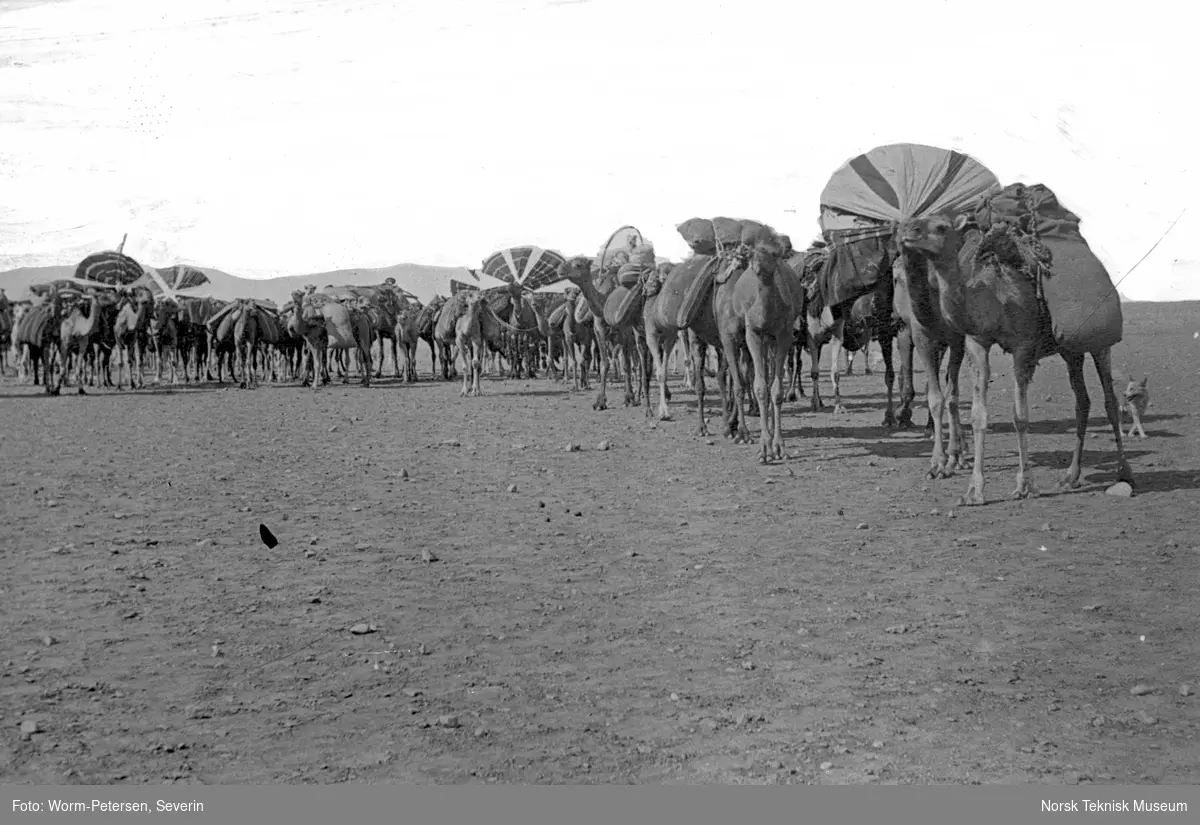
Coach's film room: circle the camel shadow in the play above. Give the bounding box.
[1082,467,1200,494]
[984,414,1186,438]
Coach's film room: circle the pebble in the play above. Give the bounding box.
[565,443,580,452]
[597,440,611,451]
[328,425,338,432]
[1039,522,1051,531]
[421,548,438,563]
[1180,684,1193,697]
[20,720,40,739]
[741,660,755,671]
[856,523,868,530]
[473,727,487,738]
[1135,710,1158,725]
[819,761,833,771]
[507,484,518,493]
[349,623,376,635]
[1130,684,1153,696]
[42,636,55,647]
[885,624,908,634]
[1105,481,1133,498]
[437,715,460,728]
[399,469,409,479]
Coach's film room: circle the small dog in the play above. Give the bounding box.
[1122,376,1149,439]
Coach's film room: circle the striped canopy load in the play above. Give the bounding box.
[819,143,1002,240]
[73,250,149,287]
[481,246,569,291]
[153,264,212,292]
[449,279,479,295]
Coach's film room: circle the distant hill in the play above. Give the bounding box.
[0,260,517,305]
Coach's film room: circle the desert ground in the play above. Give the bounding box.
[1,301,1198,785]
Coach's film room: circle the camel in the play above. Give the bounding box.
[558,257,649,411]
[112,288,153,390]
[455,292,486,397]
[416,296,454,380]
[231,300,262,387]
[716,239,804,462]
[14,290,64,393]
[637,257,730,433]
[150,298,181,385]
[895,214,1134,504]
[0,289,12,373]
[393,303,421,383]
[10,301,28,379]
[558,288,595,391]
[288,290,373,390]
[56,291,104,392]
[432,291,483,396]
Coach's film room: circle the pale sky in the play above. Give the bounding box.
[1,0,1196,300]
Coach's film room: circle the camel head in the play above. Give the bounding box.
[898,215,959,260]
[151,298,178,332]
[558,256,594,285]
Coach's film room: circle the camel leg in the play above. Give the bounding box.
[961,338,991,506]
[692,338,710,436]
[769,337,788,460]
[880,329,898,427]
[1093,348,1136,487]
[459,344,470,396]
[721,335,751,444]
[647,322,675,421]
[808,341,824,412]
[472,341,483,396]
[944,339,967,471]
[622,338,638,408]
[745,329,772,463]
[895,325,916,428]
[592,321,610,410]
[1010,350,1039,499]
[830,334,847,415]
[913,330,951,479]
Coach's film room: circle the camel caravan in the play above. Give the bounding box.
[5,142,1136,501]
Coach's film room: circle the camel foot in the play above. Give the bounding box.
[865,367,873,375]
[593,397,608,411]
[927,461,954,480]
[1057,471,1082,491]
[958,479,986,506]
[1010,480,1039,500]
[882,411,897,428]
[239,381,247,389]
[787,391,798,402]
[665,387,673,402]
[623,393,638,408]
[810,402,824,413]
[77,387,86,396]
[833,404,848,415]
